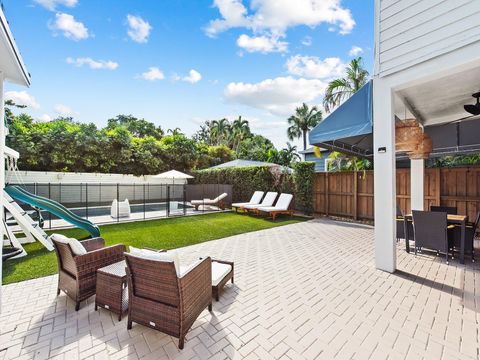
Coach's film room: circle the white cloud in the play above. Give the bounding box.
[126,15,152,43]
[66,57,118,70]
[224,76,326,116]
[174,69,202,84]
[206,0,355,37]
[348,45,363,57]
[236,34,288,53]
[249,117,286,130]
[38,114,53,122]
[301,36,312,46]
[33,0,77,11]
[54,104,74,116]
[5,91,40,109]
[286,55,346,79]
[205,0,249,37]
[141,67,165,81]
[49,13,89,40]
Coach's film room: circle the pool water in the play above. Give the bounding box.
[38,202,192,220]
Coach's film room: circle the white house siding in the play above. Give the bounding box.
[376,0,480,77]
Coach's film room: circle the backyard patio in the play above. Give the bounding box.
[1,218,478,360]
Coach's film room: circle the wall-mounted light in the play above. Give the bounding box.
[378,147,387,153]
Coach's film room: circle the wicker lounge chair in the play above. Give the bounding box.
[242,191,278,214]
[191,192,228,210]
[231,191,264,212]
[125,253,212,349]
[52,236,126,311]
[257,193,294,220]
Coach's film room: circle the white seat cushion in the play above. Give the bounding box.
[51,233,87,256]
[129,246,181,276]
[212,262,232,286]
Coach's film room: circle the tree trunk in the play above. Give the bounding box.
[302,131,307,151]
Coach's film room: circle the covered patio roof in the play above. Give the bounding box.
[0,7,30,86]
[309,77,480,159]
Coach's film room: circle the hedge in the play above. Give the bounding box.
[292,162,315,215]
[192,166,294,203]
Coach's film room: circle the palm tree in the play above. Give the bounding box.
[210,118,231,145]
[323,57,369,113]
[231,116,250,152]
[283,142,300,162]
[287,103,322,151]
[167,127,183,136]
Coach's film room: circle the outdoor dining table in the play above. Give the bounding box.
[403,213,468,264]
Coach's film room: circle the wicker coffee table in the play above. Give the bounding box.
[95,260,128,321]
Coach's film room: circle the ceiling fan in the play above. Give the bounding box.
[464,92,480,115]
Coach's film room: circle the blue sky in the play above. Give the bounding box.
[3,0,373,148]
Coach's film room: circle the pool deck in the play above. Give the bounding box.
[13,205,225,233]
[1,218,479,359]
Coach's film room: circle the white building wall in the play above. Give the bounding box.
[6,170,185,185]
[376,0,480,77]
[0,74,4,308]
[5,171,187,205]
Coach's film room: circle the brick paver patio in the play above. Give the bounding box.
[0,218,479,359]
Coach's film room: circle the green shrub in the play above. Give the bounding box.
[193,166,293,202]
[293,162,315,215]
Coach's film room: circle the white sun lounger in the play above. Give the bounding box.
[191,192,228,210]
[242,191,278,213]
[231,191,264,211]
[257,193,294,220]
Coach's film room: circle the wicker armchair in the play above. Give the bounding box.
[52,237,126,311]
[125,253,212,349]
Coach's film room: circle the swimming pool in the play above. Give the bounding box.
[39,201,193,220]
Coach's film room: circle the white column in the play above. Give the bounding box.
[410,159,424,211]
[0,73,4,310]
[373,78,397,273]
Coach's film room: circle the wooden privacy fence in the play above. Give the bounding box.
[313,167,480,221]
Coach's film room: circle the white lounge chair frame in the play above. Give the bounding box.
[242,192,277,214]
[191,193,228,210]
[257,193,294,221]
[232,191,264,212]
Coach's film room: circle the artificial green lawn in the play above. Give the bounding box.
[3,212,304,285]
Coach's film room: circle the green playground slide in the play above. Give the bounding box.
[5,185,100,238]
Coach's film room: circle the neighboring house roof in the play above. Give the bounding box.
[0,6,30,86]
[299,147,329,154]
[209,159,279,169]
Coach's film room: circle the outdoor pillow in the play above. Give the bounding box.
[51,234,87,256]
[129,246,181,276]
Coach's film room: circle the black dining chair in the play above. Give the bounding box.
[430,205,457,215]
[396,204,413,242]
[451,210,480,262]
[412,210,453,264]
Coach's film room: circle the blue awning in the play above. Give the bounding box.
[309,79,480,160]
[309,80,373,158]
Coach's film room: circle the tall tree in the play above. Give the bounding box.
[210,118,231,145]
[167,127,183,136]
[287,103,322,151]
[283,142,300,163]
[231,116,250,152]
[323,57,369,113]
[107,114,164,139]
